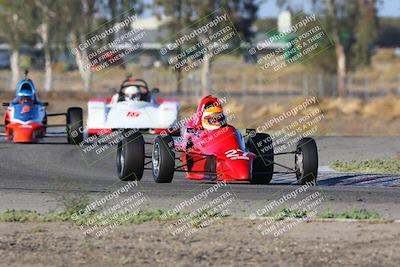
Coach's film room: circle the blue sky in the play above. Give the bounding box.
[258,0,400,18]
[142,0,399,18]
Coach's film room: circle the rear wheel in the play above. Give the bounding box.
[116,130,145,181]
[67,107,83,144]
[152,135,175,183]
[8,129,13,143]
[246,132,274,184]
[295,137,318,185]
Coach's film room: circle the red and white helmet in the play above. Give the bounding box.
[201,104,225,131]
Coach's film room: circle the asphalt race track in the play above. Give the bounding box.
[0,135,399,219]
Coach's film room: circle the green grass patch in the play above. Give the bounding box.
[0,194,230,227]
[331,160,400,174]
[190,208,230,228]
[0,209,185,225]
[318,208,380,220]
[263,208,309,220]
[261,208,381,221]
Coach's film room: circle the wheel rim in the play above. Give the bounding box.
[117,141,125,176]
[295,149,304,179]
[152,143,160,177]
[120,147,125,175]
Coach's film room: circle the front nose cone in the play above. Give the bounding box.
[224,160,251,181]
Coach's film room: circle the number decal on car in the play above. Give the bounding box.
[21,105,31,114]
[225,149,249,160]
[126,111,141,117]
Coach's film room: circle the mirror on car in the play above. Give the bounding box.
[2,102,9,107]
[186,128,196,133]
[152,88,160,94]
[42,102,49,106]
[245,128,256,137]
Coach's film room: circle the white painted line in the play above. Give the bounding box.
[319,165,338,172]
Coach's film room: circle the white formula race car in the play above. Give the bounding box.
[87,77,179,136]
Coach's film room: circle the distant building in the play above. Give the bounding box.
[0,44,10,69]
[278,10,292,33]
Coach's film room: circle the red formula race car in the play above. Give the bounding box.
[1,71,84,144]
[115,95,318,185]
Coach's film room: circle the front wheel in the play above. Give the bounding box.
[116,130,145,181]
[152,135,175,183]
[295,137,318,185]
[246,132,274,184]
[67,107,83,144]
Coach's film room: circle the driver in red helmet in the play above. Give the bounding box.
[185,95,227,134]
[201,103,226,131]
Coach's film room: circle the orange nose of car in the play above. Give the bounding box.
[7,122,44,143]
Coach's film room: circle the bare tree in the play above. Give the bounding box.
[325,0,346,96]
[62,0,142,92]
[156,0,258,96]
[0,0,29,90]
[33,0,60,92]
[60,0,98,92]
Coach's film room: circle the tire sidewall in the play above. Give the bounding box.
[117,130,145,181]
[67,107,83,144]
[296,137,318,185]
[152,135,175,183]
[246,133,274,184]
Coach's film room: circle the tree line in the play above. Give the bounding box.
[0,0,381,96]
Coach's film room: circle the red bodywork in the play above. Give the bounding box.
[4,106,46,143]
[5,122,45,143]
[175,96,255,181]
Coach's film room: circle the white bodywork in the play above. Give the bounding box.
[87,98,179,130]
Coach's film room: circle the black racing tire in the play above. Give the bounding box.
[116,130,145,181]
[169,128,181,137]
[67,107,84,144]
[295,137,318,185]
[8,129,13,143]
[152,135,175,183]
[246,132,274,184]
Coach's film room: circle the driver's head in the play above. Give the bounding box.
[17,90,34,103]
[201,103,226,131]
[123,86,140,100]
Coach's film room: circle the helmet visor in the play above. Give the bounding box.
[204,112,226,127]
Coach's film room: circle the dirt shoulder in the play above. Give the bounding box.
[0,220,399,267]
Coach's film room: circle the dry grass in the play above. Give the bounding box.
[362,95,400,119]
[321,98,363,115]
[251,103,286,119]
[224,99,245,114]
[314,95,400,119]
[0,92,399,135]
